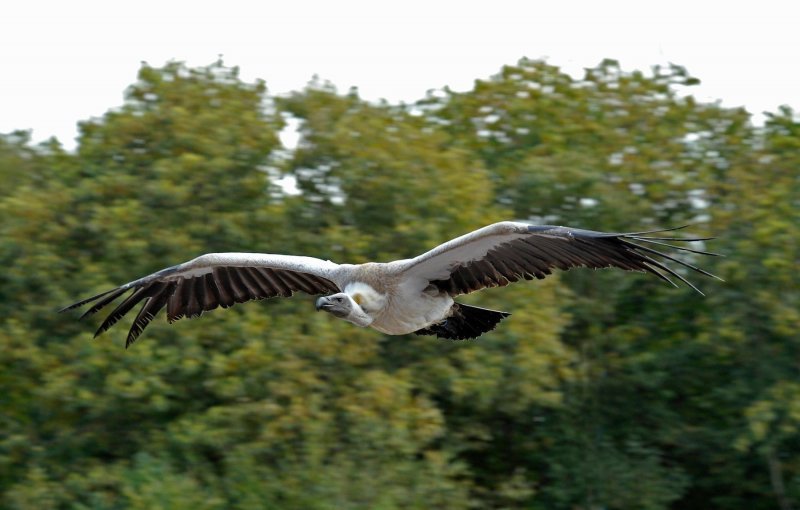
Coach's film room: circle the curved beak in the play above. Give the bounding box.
[315,296,330,311]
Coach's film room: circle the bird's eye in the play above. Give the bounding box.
[335,296,344,302]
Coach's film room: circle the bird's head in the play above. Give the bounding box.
[315,292,374,327]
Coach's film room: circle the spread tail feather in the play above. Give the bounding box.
[414,303,510,340]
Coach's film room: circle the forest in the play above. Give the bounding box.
[1,58,798,509]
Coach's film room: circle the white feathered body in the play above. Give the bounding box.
[339,264,454,335]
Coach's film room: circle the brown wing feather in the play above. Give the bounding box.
[61,255,342,347]
[423,224,721,296]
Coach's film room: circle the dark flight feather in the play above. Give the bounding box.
[431,226,721,297]
[62,264,339,348]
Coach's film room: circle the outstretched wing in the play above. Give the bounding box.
[60,253,343,347]
[395,221,721,296]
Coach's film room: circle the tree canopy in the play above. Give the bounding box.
[1,59,797,509]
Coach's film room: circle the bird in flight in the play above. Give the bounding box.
[61,222,720,347]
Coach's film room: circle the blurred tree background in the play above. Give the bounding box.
[0,58,797,509]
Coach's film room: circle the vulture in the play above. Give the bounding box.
[61,222,720,347]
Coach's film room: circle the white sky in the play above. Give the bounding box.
[1,1,798,149]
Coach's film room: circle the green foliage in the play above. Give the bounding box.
[1,58,797,509]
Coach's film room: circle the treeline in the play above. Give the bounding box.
[0,59,798,509]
